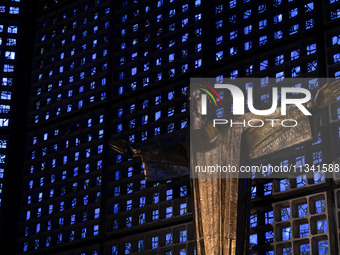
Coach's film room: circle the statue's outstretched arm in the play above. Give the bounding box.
[242,80,340,160]
[306,79,340,113]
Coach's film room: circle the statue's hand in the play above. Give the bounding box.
[309,80,340,112]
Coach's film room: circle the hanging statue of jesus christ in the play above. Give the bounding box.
[110,80,340,255]
[190,80,340,255]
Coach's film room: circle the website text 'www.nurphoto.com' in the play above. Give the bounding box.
[194,164,340,175]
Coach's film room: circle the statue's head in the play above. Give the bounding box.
[191,83,215,131]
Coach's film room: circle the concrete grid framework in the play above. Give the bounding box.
[0,0,339,254]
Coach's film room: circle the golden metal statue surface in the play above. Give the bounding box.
[191,81,340,255]
[111,81,340,255]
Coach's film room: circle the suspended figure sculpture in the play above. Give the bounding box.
[110,81,340,255]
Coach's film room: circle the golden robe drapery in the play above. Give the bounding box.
[191,106,316,255]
